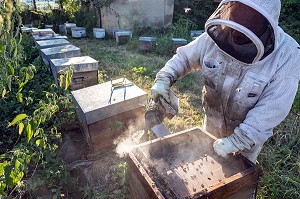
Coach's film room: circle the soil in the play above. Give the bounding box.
[58,125,152,198]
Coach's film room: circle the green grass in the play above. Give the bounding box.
[68,36,300,198]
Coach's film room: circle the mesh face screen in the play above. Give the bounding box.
[207,2,275,63]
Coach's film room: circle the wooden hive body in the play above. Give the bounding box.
[172,38,188,53]
[128,127,261,199]
[50,56,99,90]
[115,31,132,44]
[71,78,148,153]
[138,37,157,52]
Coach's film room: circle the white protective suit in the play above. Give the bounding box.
[153,0,300,162]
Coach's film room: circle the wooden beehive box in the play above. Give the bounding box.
[71,27,87,38]
[172,38,188,53]
[115,31,132,44]
[36,39,70,50]
[40,45,81,66]
[139,37,157,52]
[71,78,148,153]
[31,28,55,36]
[64,23,77,35]
[32,34,68,43]
[50,56,99,90]
[127,127,261,199]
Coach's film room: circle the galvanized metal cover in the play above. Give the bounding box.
[115,31,132,37]
[36,39,70,49]
[139,37,156,42]
[40,45,80,56]
[33,34,68,41]
[31,28,55,35]
[50,56,99,73]
[171,38,188,44]
[71,78,148,125]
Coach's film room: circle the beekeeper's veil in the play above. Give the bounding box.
[205,0,281,64]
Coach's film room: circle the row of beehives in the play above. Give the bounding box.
[23,26,148,152]
[23,23,205,52]
[23,27,260,199]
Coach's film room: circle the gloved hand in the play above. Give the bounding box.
[213,137,239,159]
[151,76,171,103]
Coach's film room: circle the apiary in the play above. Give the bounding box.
[40,45,81,66]
[50,56,99,90]
[115,31,132,44]
[36,39,70,50]
[171,38,188,53]
[138,37,157,52]
[127,127,261,199]
[71,78,148,153]
[71,27,87,38]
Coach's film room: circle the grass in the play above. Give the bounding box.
[68,35,300,198]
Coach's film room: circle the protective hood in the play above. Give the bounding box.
[205,0,281,64]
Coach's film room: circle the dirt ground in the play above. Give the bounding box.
[59,123,150,199]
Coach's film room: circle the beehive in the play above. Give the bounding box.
[64,23,77,35]
[40,45,81,66]
[127,127,261,199]
[71,78,148,153]
[115,31,132,44]
[32,34,68,43]
[138,37,157,52]
[171,38,188,53]
[190,30,205,38]
[35,39,70,50]
[93,28,105,39]
[50,56,99,90]
[21,27,38,33]
[71,27,87,38]
[31,28,55,36]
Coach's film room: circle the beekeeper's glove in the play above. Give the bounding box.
[213,127,254,159]
[213,137,239,159]
[151,76,171,103]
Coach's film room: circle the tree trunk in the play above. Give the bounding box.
[32,0,37,10]
[95,6,101,28]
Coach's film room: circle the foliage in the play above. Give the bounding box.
[170,16,197,39]
[61,0,81,21]
[280,0,300,43]
[74,4,97,31]
[173,0,217,29]
[257,114,300,199]
[279,1,300,115]
[0,2,75,197]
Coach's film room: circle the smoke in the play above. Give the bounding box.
[114,122,145,158]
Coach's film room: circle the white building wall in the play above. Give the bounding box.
[101,0,174,34]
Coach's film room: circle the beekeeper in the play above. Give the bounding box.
[151,0,300,163]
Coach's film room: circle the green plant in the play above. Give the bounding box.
[0,2,76,197]
[58,64,74,90]
[257,114,300,199]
